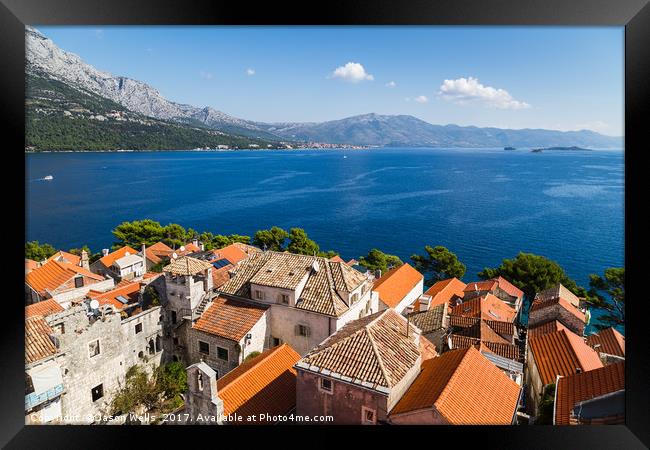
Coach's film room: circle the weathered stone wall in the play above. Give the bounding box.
[528,304,585,336]
[295,370,389,424]
[389,407,446,424]
[185,365,224,424]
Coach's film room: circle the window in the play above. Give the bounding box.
[296,324,310,337]
[217,347,229,361]
[54,323,65,334]
[197,372,204,391]
[320,378,332,393]
[362,407,376,424]
[279,294,289,304]
[135,323,143,334]
[74,277,84,288]
[91,384,104,402]
[255,290,264,300]
[198,340,210,354]
[173,337,179,346]
[171,310,177,324]
[148,339,155,355]
[88,339,100,358]
[351,293,359,304]
[272,337,282,347]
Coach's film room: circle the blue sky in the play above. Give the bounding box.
[36,26,624,136]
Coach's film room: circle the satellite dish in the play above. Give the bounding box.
[90,299,100,310]
[125,251,130,256]
[179,246,185,252]
[172,252,178,259]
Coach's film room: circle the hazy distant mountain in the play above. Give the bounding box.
[256,113,623,149]
[26,27,623,150]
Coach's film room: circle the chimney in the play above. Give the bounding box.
[375,269,382,279]
[192,239,199,248]
[102,248,109,257]
[81,250,89,270]
[200,242,205,251]
[141,243,146,261]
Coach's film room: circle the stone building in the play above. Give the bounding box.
[373,263,424,314]
[463,277,524,314]
[295,309,424,425]
[185,344,300,424]
[528,295,587,336]
[525,329,603,419]
[389,346,521,425]
[185,296,269,376]
[218,251,378,356]
[407,303,448,352]
[412,277,466,313]
[90,246,140,279]
[585,327,625,364]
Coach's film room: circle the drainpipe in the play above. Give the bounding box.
[552,374,561,425]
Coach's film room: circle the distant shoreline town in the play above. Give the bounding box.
[24,221,624,425]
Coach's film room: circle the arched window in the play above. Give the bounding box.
[197,372,204,391]
[148,339,155,355]
[351,293,359,304]
[155,336,162,353]
[138,351,144,359]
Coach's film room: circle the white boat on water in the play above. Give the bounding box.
[43,175,54,180]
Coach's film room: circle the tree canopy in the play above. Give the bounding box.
[478,252,585,300]
[287,228,320,255]
[584,267,624,330]
[25,241,56,261]
[358,248,404,273]
[252,226,289,251]
[411,245,466,286]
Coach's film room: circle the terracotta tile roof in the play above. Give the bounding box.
[99,246,139,268]
[25,299,64,319]
[163,256,213,275]
[212,243,258,265]
[535,283,581,308]
[530,296,586,323]
[25,259,40,274]
[25,259,104,296]
[528,320,568,340]
[297,309,421,390]
[419,335,438,360]
[143,242,174,264]
[423,277,466,311]
[492,276,524,299]
[480,341,521,361]
[329,255,345,263]
[211,265,235,288]
[390,347,520,424]
[450,293,517,323]
[408,303,446,334]
[529,329,603,385]
[586,328,625,357]
[373,263,423,308]
[87,281,141,310]
[183,242,201,253]
[217,344,300,421]
[464,280,498,293]
[142,272,162,280]
[25,316,58,364]
[555,361,624,425]
[193,296,268,341]
[220,251,366,317]
[450,317,518,360]
[47,250,82,266]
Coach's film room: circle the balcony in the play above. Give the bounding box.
[25,383,64,411]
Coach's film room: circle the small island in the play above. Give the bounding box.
[542,146,593,151]
[504,146,516,150]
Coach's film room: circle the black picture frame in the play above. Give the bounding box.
[2,0,648,447]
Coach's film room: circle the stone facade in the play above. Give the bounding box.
[528,303,585,336]
[185,362,224,424]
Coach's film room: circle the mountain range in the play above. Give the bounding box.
[25,27,623,151]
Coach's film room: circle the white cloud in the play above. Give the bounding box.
[414,95,429,103]
[385,81,397,88]
[439,76,530,110]
[94,29,104,39]
[331,62,374,83]
[199,71,214,80]
[246,68,255,76]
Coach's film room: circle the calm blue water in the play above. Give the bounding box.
[26,148,624,331]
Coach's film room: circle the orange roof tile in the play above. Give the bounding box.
[25,259,104,295]
[529,329,603,385]
[193,296,268,341]
[493,276,524,298]
[586,328,625,357]
[25,316,58,364]
[423,277,466,311]
[555,361,624,425]
[373,263,423,308]
[419,335,438,361]
[450,293,517,323]
[390,347,520,424]
[87,281,141,310]
[217,344,300,421]
[143,242,174,264]
[182,242,201,253]
[212,243,253,265]
[99,246,139,268]
[25,299,64,319]
[528,320,568,340]
[25,259,40,274]
[47,250,81,266]
[211,265,234,288]
[329,255,345,263]
[464,280,498,293]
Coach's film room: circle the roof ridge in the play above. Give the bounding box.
[366,321,392,387]
[218,344,287,394]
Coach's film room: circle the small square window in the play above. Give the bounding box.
[272,337,282,347]
[88,339,100,358]
[135,323,142,334]
[297,324,310,337]
[171,311,177,324]
[74,277,84,288]
[255,290,264,300]
[280,294,289,304]
[217,347,229,361]
[320,378,332,393]
[363,408,375,424]
[198,341,210,354]
[91,384,104,402]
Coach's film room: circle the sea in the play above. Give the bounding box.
[26,148,624,333]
